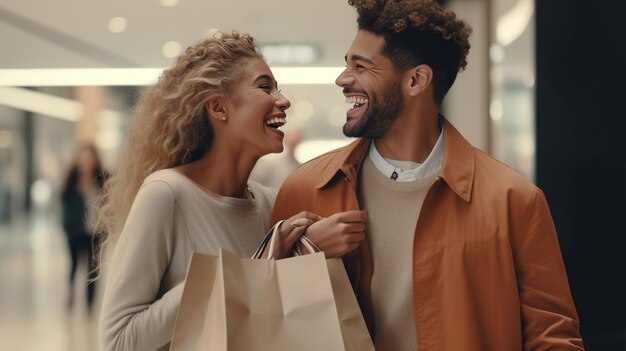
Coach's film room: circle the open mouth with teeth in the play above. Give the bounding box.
[346,95,369,112]
[265,117,287,129]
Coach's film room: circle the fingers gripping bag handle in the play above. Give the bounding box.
[294,235,321,256]
[252,219,320,259]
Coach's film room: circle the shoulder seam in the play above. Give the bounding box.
[140,179,178,198]
[145,178,197,253]
[472,147,530,180]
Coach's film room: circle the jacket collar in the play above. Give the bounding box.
[315,117,475,202]
[439,118,475,202]
[315,137,370,189]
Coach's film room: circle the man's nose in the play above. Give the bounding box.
[335,68,354,87]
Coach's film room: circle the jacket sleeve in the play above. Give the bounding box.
[99,181,184,351]
[512,187,584,350]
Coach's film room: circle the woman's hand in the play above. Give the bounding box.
[303,210,367,258]
[262,211,321,259]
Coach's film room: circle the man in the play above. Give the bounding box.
[271,0,584,350]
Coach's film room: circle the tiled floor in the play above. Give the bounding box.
[0,210,100,351]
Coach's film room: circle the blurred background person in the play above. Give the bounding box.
[250,128,304,189]
[0,151,11,224]
[61,143,108,313]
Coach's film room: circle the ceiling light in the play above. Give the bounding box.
[31,179,52,206]
[160,0,180,7]
[108,17,127,33]
[490,99,503,121]
[96,130,122,150]
[0,67,345,86]
[261,44,320,64]
[0,87,123,123]
[0,86,82,122]
[0,68,161,86]
[272,67,343,85]
[162,41,182,58]
[489,44,505,63]
[497,0,534,47]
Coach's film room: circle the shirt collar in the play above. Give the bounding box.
[314,117,475,202]
[368,128,444,182]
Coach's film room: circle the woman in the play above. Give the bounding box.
[61,143,107,312]
[97,32,359,351]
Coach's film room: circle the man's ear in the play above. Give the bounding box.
[406,64,433,97]
[204,96,228,121]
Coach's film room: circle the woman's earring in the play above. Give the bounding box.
[222,116,227,121]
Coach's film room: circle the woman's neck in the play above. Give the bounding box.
[176,143,258,199]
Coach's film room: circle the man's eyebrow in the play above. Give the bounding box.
[345,54,375,65]
[253,74,273,83]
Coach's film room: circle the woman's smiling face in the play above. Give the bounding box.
[220,57,291,157]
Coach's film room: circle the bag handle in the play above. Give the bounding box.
[251,220,283,259]
[251,220,320,259]
[294,235,321,256]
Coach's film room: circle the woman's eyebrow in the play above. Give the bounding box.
[253,74,273,83]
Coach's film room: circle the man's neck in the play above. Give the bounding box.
[375,111,441,163]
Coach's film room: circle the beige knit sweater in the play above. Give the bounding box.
[358,157,439,351]
[99,169,275,351]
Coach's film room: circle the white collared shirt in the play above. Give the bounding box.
[368,129,444,182]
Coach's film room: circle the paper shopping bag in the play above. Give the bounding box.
[169,249,374,351]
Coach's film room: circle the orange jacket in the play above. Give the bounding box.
[271,119,583,350]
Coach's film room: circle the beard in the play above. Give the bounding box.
[343,81,403,139]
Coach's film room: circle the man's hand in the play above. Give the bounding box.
[304,210,368,258]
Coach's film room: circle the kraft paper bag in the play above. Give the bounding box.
[169,249,374,351]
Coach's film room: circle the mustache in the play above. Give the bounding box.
[343,87,368,95]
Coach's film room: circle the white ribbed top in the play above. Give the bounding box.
[100,169,275,351]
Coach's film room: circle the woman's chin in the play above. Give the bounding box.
[257,144,284,157]
[270,144,285,154]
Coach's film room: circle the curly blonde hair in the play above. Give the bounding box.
[348,0,472,105]
[96,31,262,271]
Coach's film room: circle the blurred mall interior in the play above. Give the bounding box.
[1,0,625,350]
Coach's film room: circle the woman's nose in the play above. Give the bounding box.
[275,92,291,111]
